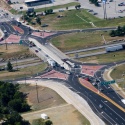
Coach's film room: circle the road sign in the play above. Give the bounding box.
[115,78,124,83]
[19,40,23,44]
[101,80,115,85]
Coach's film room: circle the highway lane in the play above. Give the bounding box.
[94,66,125,109]
[71,51,106,59]
[65,42,125,54]
[66,75,125,125]
[2,22,15,34]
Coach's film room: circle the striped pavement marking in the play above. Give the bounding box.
[12,25,24,34]
[40,70,68,80]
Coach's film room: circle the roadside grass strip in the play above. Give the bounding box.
[79,78,125,113]
[12,25,24,34]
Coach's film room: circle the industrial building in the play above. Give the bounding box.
[25,0,53,6]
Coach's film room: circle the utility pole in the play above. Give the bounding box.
[103,2,105,19]
[104,1,107,19]
[25,75,26,85]
[115,1,117,13]
[5,39,8,50]
[16,58,18,70]
[36,82,39,103]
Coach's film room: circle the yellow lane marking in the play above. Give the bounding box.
[79,78,125,113]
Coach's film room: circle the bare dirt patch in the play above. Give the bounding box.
[19,84,66,111]
[0,0,12,10]
[21,84,90,125]
[0,44,36,60]
[24,105,90,125]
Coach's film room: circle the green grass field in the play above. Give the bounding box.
[37,9,125,30]
[40,9,100,30]
[0,63,47,80]
[51,31,124,51]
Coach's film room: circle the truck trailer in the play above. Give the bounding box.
[105,45,123,52]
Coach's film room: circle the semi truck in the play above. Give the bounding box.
[105,45,123,52]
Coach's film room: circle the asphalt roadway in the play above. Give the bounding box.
[0,19,125,125]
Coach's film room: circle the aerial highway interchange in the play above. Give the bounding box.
[0,8,125,125]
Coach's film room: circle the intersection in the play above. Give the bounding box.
[0,11,125,125]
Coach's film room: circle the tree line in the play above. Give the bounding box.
[0,81,30,125]
[109,26,125,37]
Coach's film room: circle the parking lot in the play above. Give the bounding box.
[79,0,125,19]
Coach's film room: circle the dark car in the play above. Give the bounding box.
[35,50,38,53]
[41,24,48,27]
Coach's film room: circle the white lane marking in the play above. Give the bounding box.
[102,111,117,125]
[80,92,114,125]
[101,100,125,122]
[110,85,122,100]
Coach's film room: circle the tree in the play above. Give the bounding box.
[23,15,29,21]
[45,120,52,125]
[66,6,68,10]
[36,17,41,25]
[7,61,13,72]
[109,30,116,37]
[75,5,81,10]
[3,111,30,125]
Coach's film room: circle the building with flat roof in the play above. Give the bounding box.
[25,0,52,6]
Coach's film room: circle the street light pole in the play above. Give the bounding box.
[115,1,117,13]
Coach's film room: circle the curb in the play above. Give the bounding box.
[103,65,125,97]
[0,29,4,39]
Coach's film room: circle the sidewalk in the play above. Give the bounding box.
[17,79,105,125]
